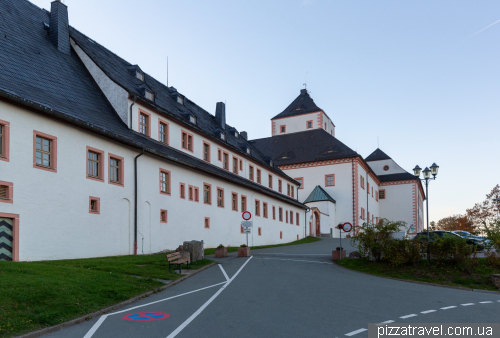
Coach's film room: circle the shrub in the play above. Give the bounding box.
[382,238,423,267]
[350,219,406,262]
[217,244,225,249]
[426,235,478,274]
[336,247,343,251]
[240,244,248,248]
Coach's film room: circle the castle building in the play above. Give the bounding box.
[0,0,423,262]
[251,89,425,237]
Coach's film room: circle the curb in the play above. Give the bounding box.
[16,262,218,338]
[334,261,500,295]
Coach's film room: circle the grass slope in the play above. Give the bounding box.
[338,258,500,292]
[0,255,213,337]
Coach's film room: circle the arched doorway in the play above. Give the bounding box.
[313,209,321,236]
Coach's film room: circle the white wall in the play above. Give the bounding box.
[272,111,335,136]
[378,182,415,233]
[357,163,380,226]
[0,101,305,261]
[130,102,297,197]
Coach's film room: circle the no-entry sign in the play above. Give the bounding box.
[242,211,252,220]
[342,222,352,233]
[122,312,170,321]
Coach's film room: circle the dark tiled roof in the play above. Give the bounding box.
[0,0,305,209]
[365,148,391,162]
[378,173,418,182]
[69,28,289,181]
[304,186,336,204]
[272,89,322,120]
[250,129,359,166]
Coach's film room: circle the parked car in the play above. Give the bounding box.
[415,231,485,251]
[451,231,492,249]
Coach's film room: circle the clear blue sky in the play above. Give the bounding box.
[32,0,500,223]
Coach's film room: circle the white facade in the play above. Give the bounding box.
[0,100,304,261]
[272,111,335,137]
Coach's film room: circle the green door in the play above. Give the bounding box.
[0,218,13,261]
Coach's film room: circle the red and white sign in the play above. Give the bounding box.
[342,222,352,233]
[242,211,252,221]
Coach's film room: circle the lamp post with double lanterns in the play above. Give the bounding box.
[413,163,439,262]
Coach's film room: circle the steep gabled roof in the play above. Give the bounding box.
[272,89,322,120]
[250,129,359,166]
[0,0,305,208]
[69,27,290,181]
[365,148,392,162]
[304,186,336,204]
[378,173,418,182]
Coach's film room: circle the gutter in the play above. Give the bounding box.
[134,149,144,255]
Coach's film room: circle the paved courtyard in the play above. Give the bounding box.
[44,239,500,338]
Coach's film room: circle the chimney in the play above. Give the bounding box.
[49,0,70,55]
[240,131,247,140]
[215,102,226,129]
[300,89,307,95]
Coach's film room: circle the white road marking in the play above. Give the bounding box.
[82,281,227,338]
[440,306,457,310]
[480,301,493,304]
[380,320,395,323]
[218,264,230,282]
[400,314,417,319]
[461,303,475,306]
[83,315,108,338]
[421,310,436,314]
[262,258,333,264]
[165,256,253,338]
[254,253,330,256]
[345,328,367,336]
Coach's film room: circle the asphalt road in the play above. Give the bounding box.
[43,238,500,338]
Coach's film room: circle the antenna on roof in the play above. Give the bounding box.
[167,57,169,87]
[377,136,379,148]
[303,71,308,90]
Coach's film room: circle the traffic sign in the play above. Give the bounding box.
[122,312,170,321]
[242,211,252,220]
[243,228,251,233]
[241,220,253,228]
[342,222,352,233]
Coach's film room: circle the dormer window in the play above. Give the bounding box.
[269,160,273,167]
[145,90,154,101]
[246,148,251,155]
[234,132,239,138]
[189,115,196,124]
[136,71,144,81]
[177,96,184,105]
[220,133,225,141]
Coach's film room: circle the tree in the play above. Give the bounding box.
[466,184,500,228]
[434,214,477,234]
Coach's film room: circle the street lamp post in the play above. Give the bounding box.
[413,163,439,262]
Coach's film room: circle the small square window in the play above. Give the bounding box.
[136,71,144,81]
[189,115,196,124]
[0,181,13,204]
[145,90,154,101]
[220,133,225,140]
[325,175,334,187]
[280,125,286,133]
[89,197,100,214]
[204,217,210,229]
[160,210,168,223]
[307,121,313,129]
[379,190,385,199]
[246,148,251,155]
[177,96,184,105]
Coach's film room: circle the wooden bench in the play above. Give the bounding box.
[166,252,190,273]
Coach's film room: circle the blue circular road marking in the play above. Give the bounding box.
[122,312,170,321]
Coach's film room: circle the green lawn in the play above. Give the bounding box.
[0,255,213,338]
[204,236,321,255]
[338,258,500,292]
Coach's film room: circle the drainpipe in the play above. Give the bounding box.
[129,95,136,130]
[304,207,310,238]
[134,149,144,255]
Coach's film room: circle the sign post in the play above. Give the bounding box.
[340,222,352,260]
[241,212,252,246]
